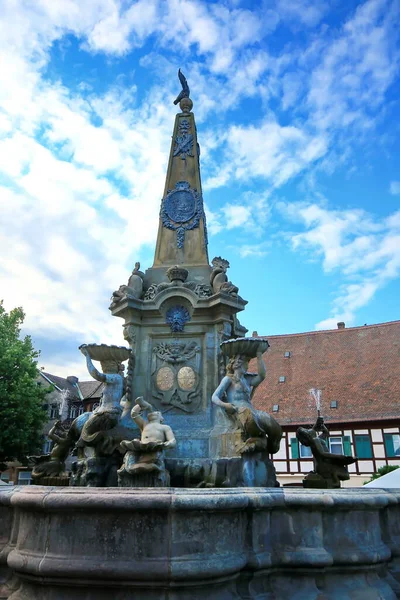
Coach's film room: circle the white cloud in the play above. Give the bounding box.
[275,0,329,27]
[238,244,269,258]
[223,205,252,229]
[217,120,327,187]
[0,0,399,375]
[390,181,400,195]
[306,0,400,132]
[283,202,400,328]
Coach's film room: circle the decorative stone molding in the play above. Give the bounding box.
[3,487,400,599]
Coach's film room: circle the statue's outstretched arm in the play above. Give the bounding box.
[163,425,176,449]
[131,404,146,431]
[80,345,106,382]
[86,355,106,382]
[135,396,153,412]
[120,394,134,419]
[247,351,266,387]
[212,377,237,414]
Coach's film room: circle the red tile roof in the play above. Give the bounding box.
[251,320,400,426]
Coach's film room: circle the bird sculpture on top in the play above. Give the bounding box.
[173,69,190,105]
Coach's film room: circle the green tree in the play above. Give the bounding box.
[363,464,400,485]
[0,302,48,468]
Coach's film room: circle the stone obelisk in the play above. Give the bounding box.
[110,70,247,469]
[153,82,208,268]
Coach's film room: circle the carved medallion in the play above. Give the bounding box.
[160,181,205,249]
[164,182,196,223]
[177,366,196,391]
[156,366,175,391]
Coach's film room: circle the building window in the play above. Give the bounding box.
[70,406,80,419]
[384,433,400,457]
[329,437,344,455]
[272,404,279,412]
[17,471,32,485]
[278,376,286,383]
[354,434,373,459]
[49,404,59,419]
[290,438,299,459]
[330,400,338,409]
[300,443,312,458]
[0,472,10,483]
[78,406,85,415]
[43,440,52,454]
[284,351,291,358]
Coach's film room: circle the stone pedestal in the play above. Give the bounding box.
[303,472,333,488]
[32,475,70,486]
[3,486,400,599]
[71,455,120,487]
[118,470,170,487]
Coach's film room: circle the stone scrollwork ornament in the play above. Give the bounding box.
[144,283,158,301]
[160,181,205,249]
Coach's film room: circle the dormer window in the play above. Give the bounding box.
[284,351,291,358]
[278,376,286,383]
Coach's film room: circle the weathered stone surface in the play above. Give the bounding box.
[0,490,12,598]
[3,486,400,599]
[0,489,18,599]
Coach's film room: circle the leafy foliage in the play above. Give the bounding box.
[0,302,48,468]
[363,464,400,485]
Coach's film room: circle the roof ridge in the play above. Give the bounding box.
[259,319,400,339]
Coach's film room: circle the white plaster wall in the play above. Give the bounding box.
[371,429,383,442]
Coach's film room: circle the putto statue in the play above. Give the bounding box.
[118,396,176,487]
[210,257,239,297]
[109,262,144,309]
[30,420,71,484]
[212,338,282,455]
[297,416,357,488]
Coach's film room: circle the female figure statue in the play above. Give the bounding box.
[212,351,282,454]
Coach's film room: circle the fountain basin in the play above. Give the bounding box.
[2,486,400,599]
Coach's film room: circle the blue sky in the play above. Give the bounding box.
[0,0,399,378]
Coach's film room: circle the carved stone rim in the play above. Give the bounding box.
[220,337,269,358]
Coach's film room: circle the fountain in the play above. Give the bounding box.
[0,72,399,599]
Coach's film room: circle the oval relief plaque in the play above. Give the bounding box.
[177,366,196,391]
[156,366,175,391]
[164,189,196,223]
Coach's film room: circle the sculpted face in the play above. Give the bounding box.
[101,360,123,374]
[232,355,248,374]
